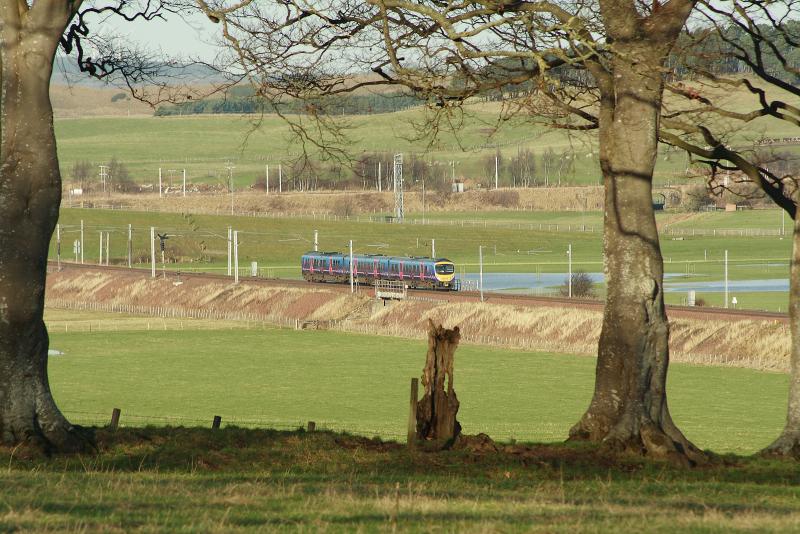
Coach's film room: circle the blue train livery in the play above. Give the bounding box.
[301,251,457,290]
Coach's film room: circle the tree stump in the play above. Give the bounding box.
[416,320,461,448]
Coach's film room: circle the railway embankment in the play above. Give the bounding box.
[46,266,789,372]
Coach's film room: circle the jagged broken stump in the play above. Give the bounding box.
[416,320,461,447]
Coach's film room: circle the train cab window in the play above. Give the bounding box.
[435,263,455,274]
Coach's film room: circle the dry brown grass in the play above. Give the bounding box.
[51,84,153,118]
[46,269,792,372]
[68,186,606,215]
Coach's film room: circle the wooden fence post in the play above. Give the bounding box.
[212,415,222,429]
[307,421,316,432]
[110,408,121,431]
[408,377,418,448]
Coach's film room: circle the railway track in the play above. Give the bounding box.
[47,261,789,323]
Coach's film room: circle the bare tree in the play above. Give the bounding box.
[0,1,216,451]
[560,271,596,298]
[199,0,703,463]
[541,148,557,187]
[659,0,800,458]
[71,160,93,193]
[482,149,504,187]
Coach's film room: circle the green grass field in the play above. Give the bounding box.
[4,426,800,532]
[664,290,790,312]
[665,210,791,231]
[17,309,798,531]
[412,208,790,234]
[52,77,800,195]
[51,207,794,290]
[56,111,610,189]
[53,114,790,191]
[46,310,787,455]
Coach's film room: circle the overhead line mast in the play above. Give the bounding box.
[393,153,404,222]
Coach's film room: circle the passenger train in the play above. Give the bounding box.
[301,251,457,290]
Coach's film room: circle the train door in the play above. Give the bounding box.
[399,261,404,280]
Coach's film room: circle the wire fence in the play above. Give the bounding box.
[61,201,792,238]
[62,408,571,443]
[46,296,574,353]
[63,409,408,441]
[48,294,781,372]
[46,298,299,330]
[46,289,787,442]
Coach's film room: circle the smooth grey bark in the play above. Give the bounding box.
[763,213,800,457]
[0,5,91,451]
[568,9,705,464]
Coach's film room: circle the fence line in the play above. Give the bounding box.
[47,293,788,372]
[63,200,602,233]
[60,201,790,238]
[62,409,406,440]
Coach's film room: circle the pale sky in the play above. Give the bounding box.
[95,10,223,61]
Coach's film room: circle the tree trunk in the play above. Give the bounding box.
[763,213,800,458]
[0,12,91,452]
[416,321,461,447]
[568,51,704,465]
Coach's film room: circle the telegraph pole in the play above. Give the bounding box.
[99,165,108,194]
[182,169,186,197]
[226,163,235,216]
[233,230,239,284]
[56,223,61,270]
[80,220,84,264]
[378,161,382,192]
[314,230,319,252]
[105,232,110,265]
[431,239,436,258]
[158,168,162,198]
[495,154,499,190]
[266,164,269,195]
[127,224,132,268]
[724,249,729,308]
[278,164,282,193]
[479,245,484,302]
[158,233,168,278]
[422,178,426,223]
[227,226,232,276]
[349,240,354,293]
[567,244,573,298]
[99,231,103,265]
[150,227,156,278]
[393,154,404,221]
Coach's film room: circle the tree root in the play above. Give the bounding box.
[761,432,800,460]
[3,414,96,455]
[571,419,707,467]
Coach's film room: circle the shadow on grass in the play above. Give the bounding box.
[4,427,800,531]
[4,426,799,484]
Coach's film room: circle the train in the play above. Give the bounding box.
[301,251,457,290]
